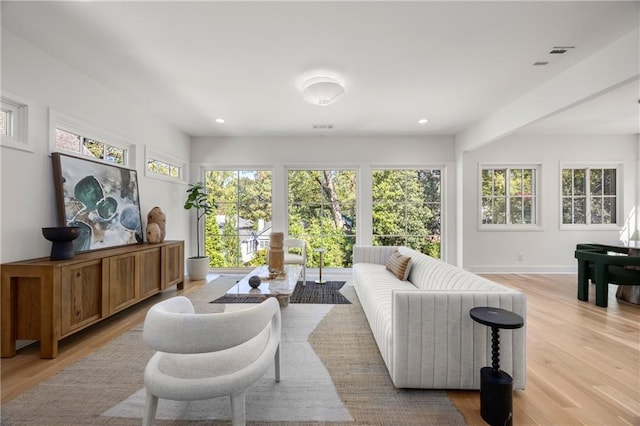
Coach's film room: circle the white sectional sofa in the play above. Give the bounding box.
[353,245,526,390]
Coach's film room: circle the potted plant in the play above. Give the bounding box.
[184,182,214,280]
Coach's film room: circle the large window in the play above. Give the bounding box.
[480,166,538,227]
[372,169,442,258]
[288,169,356,267]
[205,170,272,267]
[562,166,618,226]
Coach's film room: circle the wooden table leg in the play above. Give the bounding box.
[1,274,17,357]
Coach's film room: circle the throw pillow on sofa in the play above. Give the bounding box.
[386,250,412,280]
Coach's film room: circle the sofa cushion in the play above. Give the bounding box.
[398,246,509,291]
[385,249,412,280]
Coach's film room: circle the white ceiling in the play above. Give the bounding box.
[1,1,639,138]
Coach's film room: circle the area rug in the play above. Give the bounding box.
[211,280,351,304]
[0,276,466,425]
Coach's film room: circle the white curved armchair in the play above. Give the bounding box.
[141,296,281,426]
[283,238,307,285]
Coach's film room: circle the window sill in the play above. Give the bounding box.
[478,225,543,232]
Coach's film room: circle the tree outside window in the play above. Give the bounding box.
[372,169,442,258]
[288,169,356,268]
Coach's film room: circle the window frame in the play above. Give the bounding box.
[1,93,31,152]
[559,162,622,230]
[145,146,187,184]
[49,109,135,167]
[478,163,542,231]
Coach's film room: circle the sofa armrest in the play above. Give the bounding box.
[353,246,399,265]
[391,289,526,390]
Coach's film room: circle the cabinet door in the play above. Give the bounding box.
[108,253,139,313]
[60,260,103,336]
[140,248,162,298]
[162,242,184,288]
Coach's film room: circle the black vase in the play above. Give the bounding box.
[42,226,81,261]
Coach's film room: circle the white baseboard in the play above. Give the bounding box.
[465,265,577,274]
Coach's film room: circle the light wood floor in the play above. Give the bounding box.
[2,272,639,425]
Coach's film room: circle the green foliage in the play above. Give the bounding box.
[184,182,215,258]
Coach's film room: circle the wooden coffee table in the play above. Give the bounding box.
[226,264,302,307]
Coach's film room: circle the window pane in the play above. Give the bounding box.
[510,197,523,224]
[482,197,494,224]
[522,169,533,195]
[562,197,573,224]
[562,169,572,196]
[493,170,506,196]
[373,203,405,235]
[603,169,616,195]
[420,169,441,203]
[0,110,8,135]
[83,139,104,159]
[590,168,603,195]
[574,169,586,196]
[509,169,522,196]
[493,197,506,224]
[288,170,324,203]
[482,169,493,196]
[603,198,616,224]
[55,128,81,152]
[105,145,124,164]
[406,203,431,234]
[373,170,406,202]
[590,197,603,224]
[574,197,586,224]
[523,197,533,224]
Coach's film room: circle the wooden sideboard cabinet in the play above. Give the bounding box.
[1,240,184,358]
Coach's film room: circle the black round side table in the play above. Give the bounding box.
[470,306,524,426]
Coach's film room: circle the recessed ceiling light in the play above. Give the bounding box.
[215,118,225,124]
[418,118,429,124]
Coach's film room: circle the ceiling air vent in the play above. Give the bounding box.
[533,61,549,66]
[313,124,334,130]
[550,46,574,54]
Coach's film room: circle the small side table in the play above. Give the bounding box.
[470,307,524,426]
[314,247,327,284]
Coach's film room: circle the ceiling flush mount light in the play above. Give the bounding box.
[297,70,346,107]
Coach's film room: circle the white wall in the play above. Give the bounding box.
[191,136,458,263]
[0,29,191,263]
[463,134,638,273]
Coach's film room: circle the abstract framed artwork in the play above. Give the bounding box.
[51,152,143,252]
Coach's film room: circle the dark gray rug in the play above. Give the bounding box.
[211,280,351,304]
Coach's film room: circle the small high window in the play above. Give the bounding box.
[55,128,126,165]
[145,147,186,182]
[1,95,30,151]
